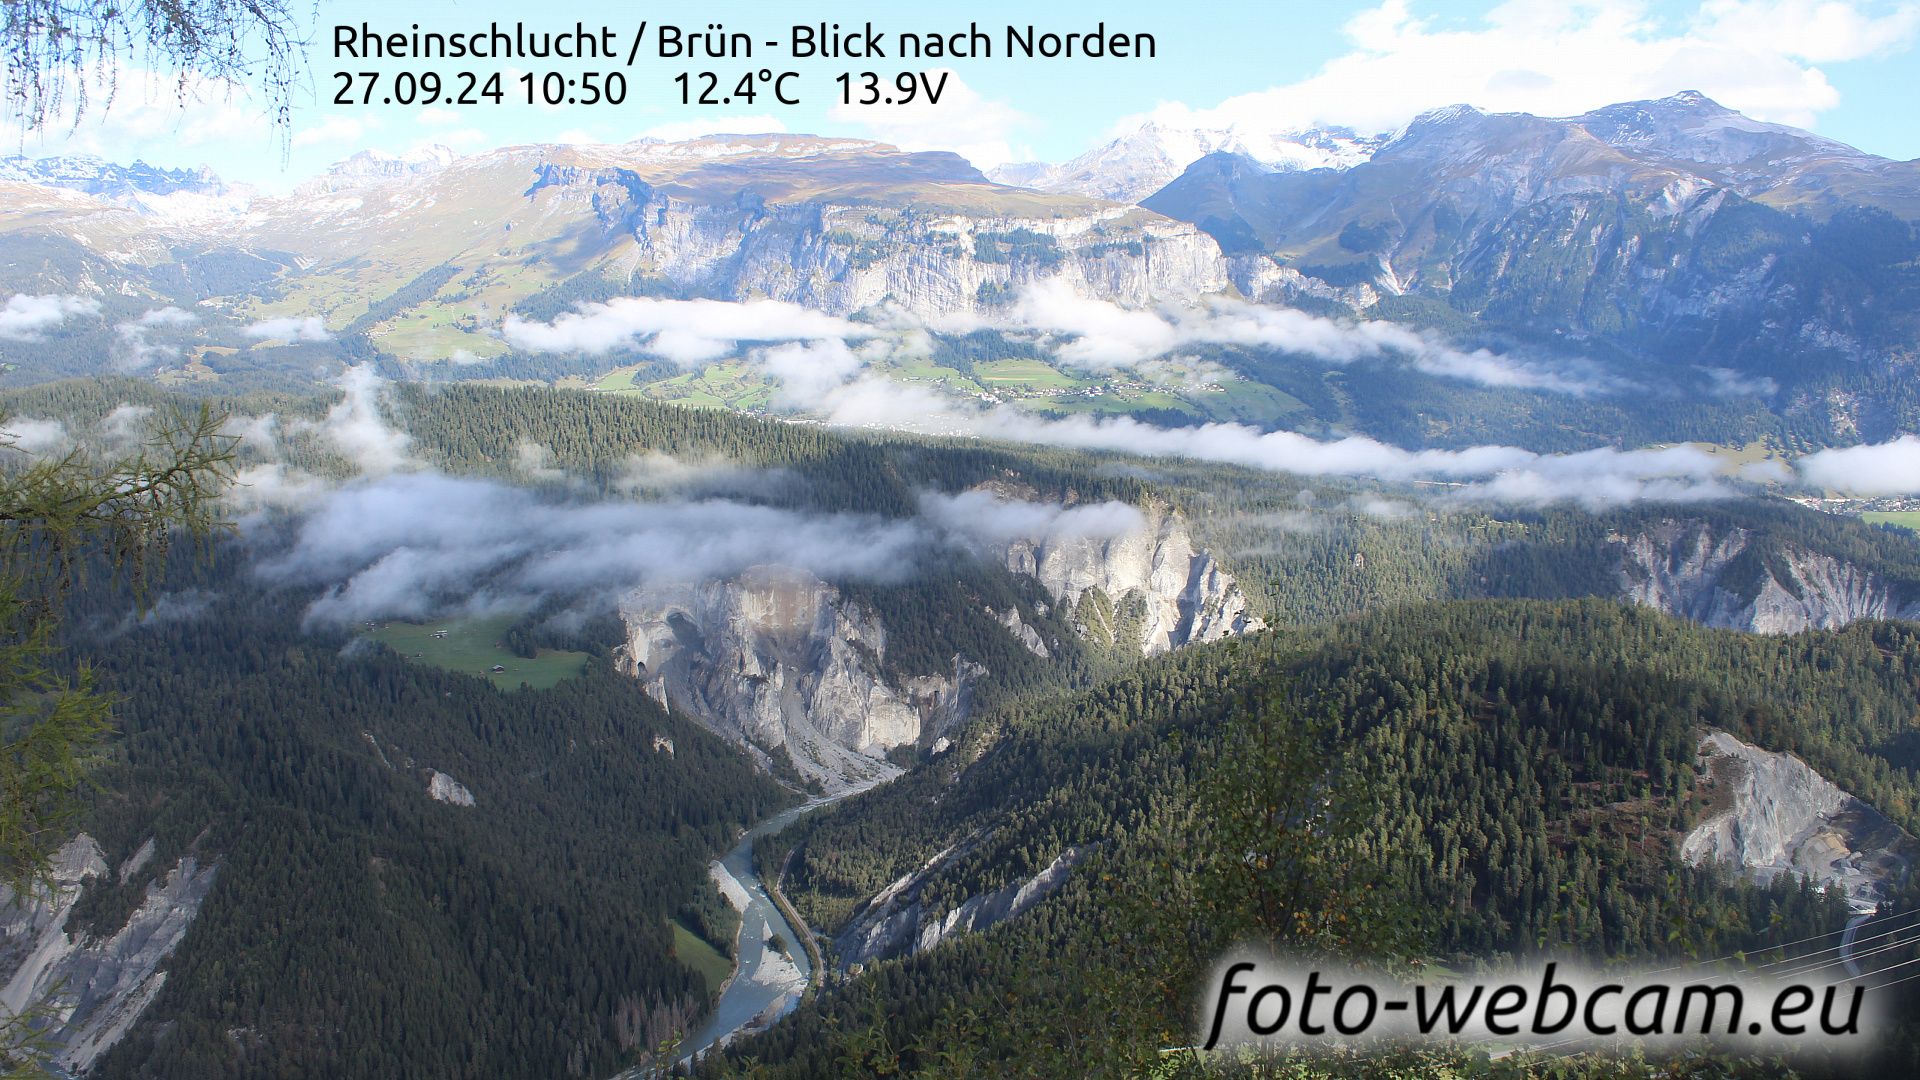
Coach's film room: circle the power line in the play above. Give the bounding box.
[1638,909,1918,975]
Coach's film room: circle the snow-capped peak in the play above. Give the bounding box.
[989,120,1381,204]
[295,145,459,195]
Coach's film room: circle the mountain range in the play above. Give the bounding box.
[3,90,1920,1079]
[1,92,1916,453]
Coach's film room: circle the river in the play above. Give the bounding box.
[673,798,835,1068]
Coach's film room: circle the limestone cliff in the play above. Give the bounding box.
[1681,732,1915,912]
[1612,520,1920,634]
[998,505,1265,656]
[836,844,1089,967]
[0,834,217,1072]
[426,769,476,806]
[520,147,1228,320]
[989,607,1052,658]
[616,567,982,792]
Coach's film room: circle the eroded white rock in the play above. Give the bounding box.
[0,835,217,1072]
[617,567,982,792]
[998,503,1265,656]
[426,769,476,807]
[1682,732,1914,912]
[1615,521,1920,634]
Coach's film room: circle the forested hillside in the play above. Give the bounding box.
[7,378,1920,1077]
[731,600,1920,1077]
[54,558,790,1079]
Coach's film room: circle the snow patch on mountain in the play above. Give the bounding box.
[990,120,1380,203]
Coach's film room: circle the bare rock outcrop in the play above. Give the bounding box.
[0,834,217,1072]
[426,769,476,806]
[1613,521,1920,634]
[836,844,1089,967]
[617,567,982,792]
[1681,732,1915,912]
[999,504,1265,656]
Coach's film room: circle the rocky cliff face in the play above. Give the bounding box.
[997,504,1265,656]
[616,567,982,792]
[426,770,476,806]
[612,499,1261,788]
[0,834,217,1072]
[1144,93,1920,383]
[836,843,1089,967]
[1612,520,1920,633]
[1682,732,1914,912]
[236,136,1227,327]
[528,160,1227,319]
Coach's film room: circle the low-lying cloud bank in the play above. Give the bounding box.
[1,416,71,454]
[232,366,1158,628]
[1798,437,1920,496]
[257,472,927,626]
[500,297,869,366]
[483,288,1748,508]
[116,306,197,370]
[226,365,1902,635]
[921,489,1146,547]
[820,376,1728,509]
[985,282,1625,395]
[486,290,1729,507]
[243,316,332,342]
[500,282,1620,396]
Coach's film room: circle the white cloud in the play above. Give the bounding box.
[256,472,927,626]
[5,63,268,154]
[235,369,415,508]
[98,403,154,447]
[1701,366,1780,398]
[1,417,71,455]
[1736,458,1794,484]
[829,69,1029,168]
[0,294,100,340]
[1797,436,1920,494]
[816,374,1727,508]
[224,413,281,454]
[921,490,1147,545]
[1130,0,1918,137]
[1009,281,1180,367]
[512,442,567,483]
[758,339,869,406]
[131,307,196,328]
[243,315,332,342]
[115,306,198,369]
[613,452,790,498]
[1353,495,1418,519]
[1696,0,1920,63]
[997,282,1623,394]
[226,462,334,513]
[313,365,414,475]
[502,297,871,364]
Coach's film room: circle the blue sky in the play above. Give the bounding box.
[9,0,1920,189]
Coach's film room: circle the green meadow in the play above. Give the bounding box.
[365,614,588,690]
